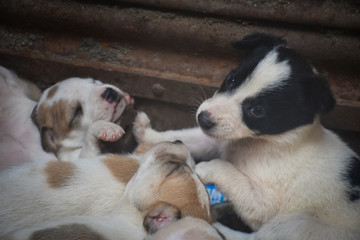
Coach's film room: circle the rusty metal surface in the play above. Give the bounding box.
[0,0,359,71]
[119,0,360,30]
[1,25,358,108]
[0,0,359,134]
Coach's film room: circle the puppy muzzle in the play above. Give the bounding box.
[197,111,216,130]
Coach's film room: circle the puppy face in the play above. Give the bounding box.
[32,78,131,152]
[126,141,212,225]
[197,33,335,139]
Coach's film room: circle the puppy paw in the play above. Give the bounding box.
[91,121,125,142]
[195,159,227,184]
[133,111,151,143]
[195,161,216,184]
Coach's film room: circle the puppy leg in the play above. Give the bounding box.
[196,160,279,229]
[80,120,125,158]
[133,112,221,161]
[224,211,360,240]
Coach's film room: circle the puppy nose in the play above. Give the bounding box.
[172,140,183,144]
[198,111,215,130]
[101,88,120,104]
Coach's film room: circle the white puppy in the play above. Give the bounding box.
[0,66,133,169]
[0,141,213,239]
[134,33,360,239]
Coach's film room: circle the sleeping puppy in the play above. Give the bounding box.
[0,66,134,169]
[134,33,360,239]
[0,141,213,238]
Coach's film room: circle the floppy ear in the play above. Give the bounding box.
[302,74,336,114]
[31,105,39,129]
[232,32,287,50]
[143,202,181,234]
[41,127,57,153]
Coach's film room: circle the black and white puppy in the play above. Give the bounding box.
[134,33,360,240]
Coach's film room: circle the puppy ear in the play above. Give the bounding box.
[302,74,336,114]
[41,127,57,153]
[143,202,181,234]
[232,32,287,50]
[31,105,39,129]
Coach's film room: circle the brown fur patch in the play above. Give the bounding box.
[37,100,77,150]
[158,172,213,223]
[46,85,59,99]
[45,161,76,188]
[30,223,106,240]
[102,155,139,184]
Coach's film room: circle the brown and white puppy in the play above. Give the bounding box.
[134,33,360,239]
[0,141,212,239]
[0,66,133,170]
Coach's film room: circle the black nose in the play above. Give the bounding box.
[101,88,120,104]
[197,111,215,130]
[172,140,183,145]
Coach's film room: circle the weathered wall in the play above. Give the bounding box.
[0,0,359,151]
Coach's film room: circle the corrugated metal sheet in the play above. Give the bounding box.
[0,0,359,136]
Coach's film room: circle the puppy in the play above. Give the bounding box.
[0,66,134,169]
[0,141,213,238]
[134,33,360,239]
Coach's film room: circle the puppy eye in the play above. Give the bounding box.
[250,105,265,118]
[219,74,240,93]
[227,76,235,86]
[69,104,83,126]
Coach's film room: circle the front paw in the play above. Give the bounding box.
[133,111,151,143]
[91,121,125,142]
[195,159,221,184]
[195,159,234,184]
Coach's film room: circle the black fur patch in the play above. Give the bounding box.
[241,68,334,135]
[344,156,360,202]
[219,33,335,135]
[219,33,287,93]
[231,32,286,51]
[219,46,272,93]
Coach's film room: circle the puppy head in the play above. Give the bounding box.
[196,33,335,140]
[125,141,212,231]
[32,78,132,153]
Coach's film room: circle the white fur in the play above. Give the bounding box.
[133,112,223,161]
[237,49,290,98]
[0,66,54,169]
[0,156,130,235]
[8,214,145,240]
[0,66,132,170]
[134,88,360,239]
[0,142,212,239]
